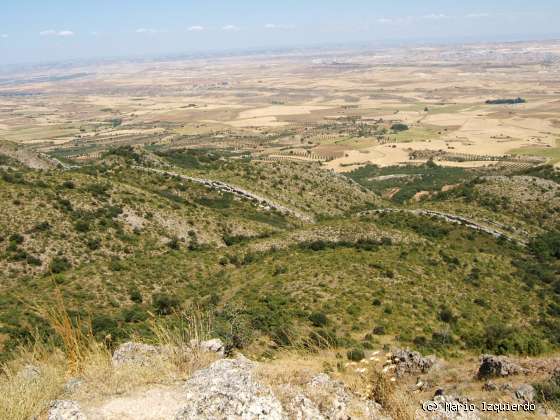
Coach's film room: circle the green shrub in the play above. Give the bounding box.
[152,293,180,315]
[167,237,181,250]
[9,234,24,244]
[87,238,101,250]
[438,307,456,324]
[413,335,428,347]
[121,305,149,323]
[49,256,71,274]
[309,312,328,327]
[32,221,51,232]
[391,123,409,132]
[529,232,560,261]
[92,314,118,335]
[273,265,288,276]
[109,258,124,272]
[347,348,365,361]
[373,326,386,335]
[534,371,560,405]
[362,341,374,350]
[25,255,42,266]
[129,289,143,303]
[74,220,90,233]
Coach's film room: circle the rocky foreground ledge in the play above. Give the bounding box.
[47,341,388,420]
[44,342,559,420]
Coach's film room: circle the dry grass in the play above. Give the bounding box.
[149,307,217,375]
[0,345,66,420]
[30,288,95,375]
[0,300,219,419]
[256,350,412,419]
[368,370,415,420]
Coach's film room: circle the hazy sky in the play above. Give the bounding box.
[1,0,559,65]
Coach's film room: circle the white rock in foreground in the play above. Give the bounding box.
[174,355,285,420]
[190,338,226,357]
[48,400,86,420]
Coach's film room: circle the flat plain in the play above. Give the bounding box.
[1,40,560,170]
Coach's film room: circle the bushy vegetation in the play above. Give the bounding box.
[534,371,560,407]
[347,163,474,203]
[516,165,560,184]
[390,123,409,132]
[485,97,526,105]
[155,148,247,170]
[1,155,560,365]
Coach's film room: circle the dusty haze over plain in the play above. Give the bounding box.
[1,0,560,64]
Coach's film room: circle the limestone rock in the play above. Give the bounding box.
[392,348,437,377]
[307,373,388,419]
[477,355,524,379]
[286,393,324,420]
[190,338,226,357]
[48,400,86,420]
[482,382,497,392]
[308,373,351,419]
[111,342,161,367]
[174,355,285,419]
[515,384,535,403]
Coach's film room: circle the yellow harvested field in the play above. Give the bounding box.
[237,105,331,119]
[1,39,560,173]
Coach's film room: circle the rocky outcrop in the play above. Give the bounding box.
[136,166,313,222]
[47,400,86,420]
[391,348,437,377]
[283,393,324,420]
[360,208,523,245]
[477,355,524,379]
[48,345,389,419]
[311,373,389,419]
[174,355,285,420]
[190,338,226,357]
[515,384,535,403]
[112,342,162,367]
[112,339,226,367]
[307,373,353,419]
[276,372,388,420]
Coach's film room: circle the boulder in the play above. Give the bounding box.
[308,373,352,419]
[482,382,497,392]
[47,400,86,420]
[190,338,226,357]
[281,373,388,419]
[111,342,161,367]
[285,393,324,420]
[477,355,524,379]
[174,355,285,419]
[392,348,437,377]
[515,384,535,403]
